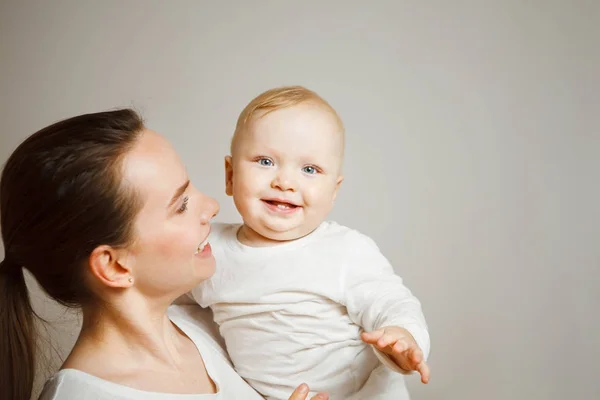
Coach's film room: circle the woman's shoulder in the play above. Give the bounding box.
[37,370,73,400]
[38,306,261,400]
[37,368,212,400]
[38,369,122,400]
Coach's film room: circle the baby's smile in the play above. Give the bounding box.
[261,198,302,214]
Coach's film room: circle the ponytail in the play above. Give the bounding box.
[0,259,36,400]
[0,108,145,399]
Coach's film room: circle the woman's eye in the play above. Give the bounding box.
[258,158,273,167]
[302,166,318,174]
[177,196,189,213]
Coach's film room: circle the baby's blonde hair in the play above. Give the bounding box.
[230,85,344,155]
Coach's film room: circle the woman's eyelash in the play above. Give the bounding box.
[177,196,189,213]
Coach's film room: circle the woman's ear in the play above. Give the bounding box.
[88,245,134,289]
[225,155,234,196]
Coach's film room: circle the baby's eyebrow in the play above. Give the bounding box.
[168,180,190,208]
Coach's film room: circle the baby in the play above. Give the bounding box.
[190,86,430,400]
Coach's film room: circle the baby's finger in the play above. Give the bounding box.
[392,339,409,354]
[417,361,431,384]
[376,332,398,349]
[310,393,329,400]
[409,346,424,365]
[360,329,384,344]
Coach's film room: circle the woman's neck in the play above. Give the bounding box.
[65,293,187,372]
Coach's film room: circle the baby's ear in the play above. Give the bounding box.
[332,175,344,203]
[224,155,234,196]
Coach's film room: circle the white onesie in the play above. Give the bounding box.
[191,221,430,400]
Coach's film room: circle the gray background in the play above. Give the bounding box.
[1,1,598,399]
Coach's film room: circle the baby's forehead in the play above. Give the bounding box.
[249,127,342,155]
[256,107,342,137]
[232,103,344,158]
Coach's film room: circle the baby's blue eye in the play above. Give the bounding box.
[302,166,317,174]
[258,158,273,166]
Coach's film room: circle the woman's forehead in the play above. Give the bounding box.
[122,129,187,202]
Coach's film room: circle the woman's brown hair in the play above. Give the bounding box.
[0,108,144,400]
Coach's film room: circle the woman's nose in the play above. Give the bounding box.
[200,196,220,224]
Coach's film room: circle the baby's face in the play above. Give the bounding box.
[226,103,344,245]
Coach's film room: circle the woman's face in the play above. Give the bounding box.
[121,129,219,300]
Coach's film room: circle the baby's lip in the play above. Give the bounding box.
[262,198,301,207]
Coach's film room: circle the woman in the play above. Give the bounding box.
[0,109,328,400]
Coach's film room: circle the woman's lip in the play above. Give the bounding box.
[195,227,212,252]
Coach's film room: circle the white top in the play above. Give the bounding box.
[191,221,430,400]
[38,305,263,400]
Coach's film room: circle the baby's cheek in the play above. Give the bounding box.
[305,187,327,206]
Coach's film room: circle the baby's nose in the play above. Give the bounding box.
[272,170,297,191]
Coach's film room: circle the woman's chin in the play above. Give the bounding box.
[193,257,216,281]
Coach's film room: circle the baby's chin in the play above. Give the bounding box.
[257,223,320,243]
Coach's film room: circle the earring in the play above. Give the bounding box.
[128,277,133,283]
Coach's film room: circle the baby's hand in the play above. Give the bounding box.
[361,326,430,384]
[288,383,328,400]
